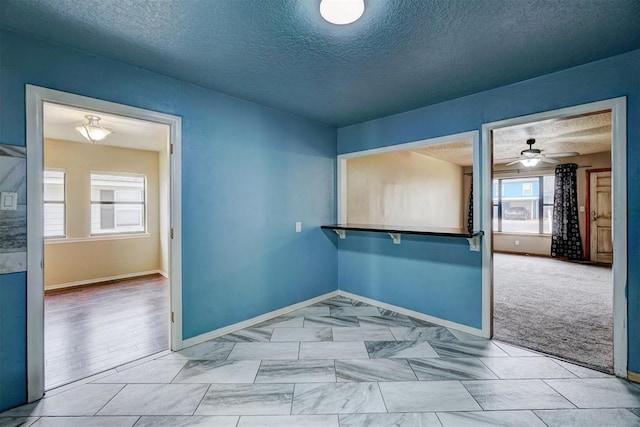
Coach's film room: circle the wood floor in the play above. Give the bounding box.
[44,274,169,389]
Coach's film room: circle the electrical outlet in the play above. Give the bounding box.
[295,221,302,233]
[515,240,520,246]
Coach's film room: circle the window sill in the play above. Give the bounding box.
[45,233,151,244]
[493,232,551,238]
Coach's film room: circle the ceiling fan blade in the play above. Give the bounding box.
[504,160,521,166]
[546,152,579,158]
[539,157,559,164]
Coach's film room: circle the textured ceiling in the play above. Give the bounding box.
[44,103,168,152]
[1,0,639,126]
[492,110,612,163]
[411,110,611,166]
[413,139,473,166]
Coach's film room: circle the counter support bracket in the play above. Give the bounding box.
[389,233,401,244]
[467,235,481,251]
[334,229,346,239]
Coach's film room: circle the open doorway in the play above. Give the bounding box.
[41,103,171,389]
[26,86,183,402]
[482,99,627,376]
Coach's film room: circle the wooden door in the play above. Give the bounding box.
[590,171,612,263]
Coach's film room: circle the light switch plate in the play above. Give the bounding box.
[295,221,302,232]
[0,192,18,210]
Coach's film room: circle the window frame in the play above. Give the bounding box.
[492,174,554,235]
[89,172,147,236]
[43,168,66,239]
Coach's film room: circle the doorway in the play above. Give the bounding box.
[41,102,172,389]
[481,97,628,377]
[26,86,183,401]
[586,168,613,264]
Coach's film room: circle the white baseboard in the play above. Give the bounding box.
[45,270,163,291]
[338,290,484,337]
[182,290,340,348]
[159,270,169,278]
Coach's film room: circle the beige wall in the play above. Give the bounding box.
[493,151,611,255]
[159,144,169,275]
[347,150,464,228]
[44,138,160,288]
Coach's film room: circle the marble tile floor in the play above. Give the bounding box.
[2,295,640,426]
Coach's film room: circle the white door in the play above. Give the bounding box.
[590,170,612,264]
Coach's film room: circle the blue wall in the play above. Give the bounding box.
[0,272,26,410]
[338,50,640,368]
[0,30,337,411]
[339,233,481,327]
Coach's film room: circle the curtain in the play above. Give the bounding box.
[551,163,583,259]
[466,176,473,233]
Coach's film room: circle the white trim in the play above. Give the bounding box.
[337,130,480,227]
[45,233,152,244]
[481,97,628,377]
[26,85,183,401]
[481,119,493,339]
[44,270,163,291]
[26,85,45,402]
[338,290,484,336]
[182,291,339,348]
[169,114,183,352]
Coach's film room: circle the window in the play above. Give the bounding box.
[492,175,555,234]
[90,173,146,235]
[44,170,65,238]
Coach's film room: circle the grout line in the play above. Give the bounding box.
[531,409,552,427]
[192,383,212,416]
[475,357,502,379]
[92,383,127,416]
[290,383,296,415]
[168,360,189,384]
[375,382,390,413]
[406,357,421,381]
[253,360,263,383]
[433,412,445,427]
[131,416,143,426]
[545,358,580,379]
[541,379,579,409]
[458,379,486,410]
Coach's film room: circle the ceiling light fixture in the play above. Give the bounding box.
[75,115,113,143]
[320,0,365,25]
[520,158,540,167]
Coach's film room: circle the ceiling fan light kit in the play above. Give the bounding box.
[520,158,540,167]
[501,138,579,167]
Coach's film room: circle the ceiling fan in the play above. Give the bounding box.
[500,138,579,167]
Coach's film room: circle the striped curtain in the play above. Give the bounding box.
[551,163,583,259]
[467,177,473,233]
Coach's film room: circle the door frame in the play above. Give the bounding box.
[480,97,627,377]
[26,85,184,401]
[585,168,612,261]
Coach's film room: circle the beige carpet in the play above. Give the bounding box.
[493,253,613,373]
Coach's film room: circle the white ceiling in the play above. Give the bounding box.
[413,139,474,166]
[43,103,169,152]
[492,110,612,163]
[411,110,612,166]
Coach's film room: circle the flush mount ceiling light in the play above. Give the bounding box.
[75,115,113,143]
[320,0,365,25]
